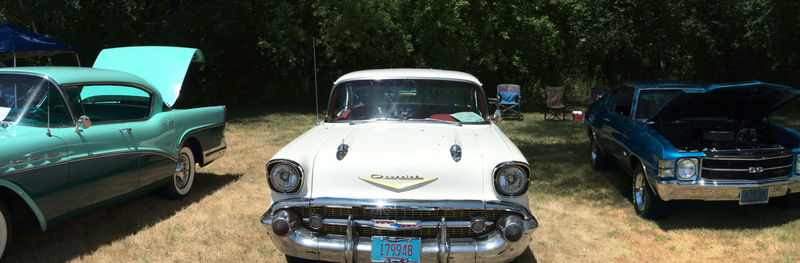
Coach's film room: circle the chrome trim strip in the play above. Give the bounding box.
[1,149,177,176]
[268,198,535,220]
[10,159,27,165]
[186,123,226,133]
[27,156,43,162]
[138,149,179,161]
[305,218,488,229]
[702,164,793,172]
[704,154,793,161]
[45,152,62,158]
[1,159,67,175]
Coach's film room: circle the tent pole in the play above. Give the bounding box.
[75,53,81,67]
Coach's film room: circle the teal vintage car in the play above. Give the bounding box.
[0,46,227,257]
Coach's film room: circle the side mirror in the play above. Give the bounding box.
[75,115,92,132]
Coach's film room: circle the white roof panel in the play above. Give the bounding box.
[334,68,482,86]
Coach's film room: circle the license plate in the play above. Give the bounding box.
[740,188,769,205]
[371,236,421,263]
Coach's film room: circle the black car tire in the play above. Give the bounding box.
[590,138,614,171]
[163,146,196,199]
[0,199,11,260]
[632,165,667,219]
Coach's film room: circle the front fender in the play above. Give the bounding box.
[0,179,47,231]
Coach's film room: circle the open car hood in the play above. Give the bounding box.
[649,82,799,122]
[92,46,204,107]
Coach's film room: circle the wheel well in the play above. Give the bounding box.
[630,155,661,197]
[183,137,204,166]
[0,187,41,232]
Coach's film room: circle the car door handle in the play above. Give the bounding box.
[120,128,132,133]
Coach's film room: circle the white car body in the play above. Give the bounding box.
[261,69,537,263]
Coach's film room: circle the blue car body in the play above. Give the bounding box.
[585,81,800,217]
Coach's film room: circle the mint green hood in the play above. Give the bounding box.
[92,46,204,107]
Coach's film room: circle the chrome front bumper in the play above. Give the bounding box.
[260,198,538,263]
[654,175,800,202]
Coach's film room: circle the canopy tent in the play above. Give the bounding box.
[0,24,79,67]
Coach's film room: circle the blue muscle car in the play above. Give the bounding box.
[585,81,800,218]
[0,46,226,257]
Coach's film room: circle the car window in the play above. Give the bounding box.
[63,84,152,123]
[328,79,487,123]
[613,87,635,117]
[634,90,680,120]
[0,74,72,126]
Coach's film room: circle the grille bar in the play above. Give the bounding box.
[701,153,793,180]
[298,207,504,238]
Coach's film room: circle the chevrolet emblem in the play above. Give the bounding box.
[359,174,438,190]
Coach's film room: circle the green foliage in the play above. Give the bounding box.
[2,0,799,108]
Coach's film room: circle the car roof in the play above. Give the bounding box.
[334,68,483,86]
[618,81,712,89]
[0,66,153,87]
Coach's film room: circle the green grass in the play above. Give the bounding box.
[6,110,800,262]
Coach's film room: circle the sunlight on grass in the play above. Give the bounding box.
[7,111,800,262]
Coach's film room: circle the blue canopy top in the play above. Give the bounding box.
[0,24,76,60]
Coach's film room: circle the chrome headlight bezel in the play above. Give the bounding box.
[266,159,304,194]
[676,158,698,180]
[493,161,531,197]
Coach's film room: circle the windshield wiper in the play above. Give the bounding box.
[349,118,402,125]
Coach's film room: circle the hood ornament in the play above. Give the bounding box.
[450,143,462,162]
[336,140,349,160]
[359,174,438,190]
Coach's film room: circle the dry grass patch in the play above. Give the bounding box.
[6,111,800,262]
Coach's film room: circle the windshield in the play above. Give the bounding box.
[634,90,680,120]
[0,74,70,126]
[327,79,488,123]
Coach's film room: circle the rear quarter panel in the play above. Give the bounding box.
[168,106,227,165]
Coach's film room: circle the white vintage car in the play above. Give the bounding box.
[261,69,538,262]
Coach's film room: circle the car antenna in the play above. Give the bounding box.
[313,37,320,125]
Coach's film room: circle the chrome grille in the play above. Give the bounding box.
[701,155,793,180]
[298,207,504,238]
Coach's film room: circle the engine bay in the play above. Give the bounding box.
[657,121,793,157]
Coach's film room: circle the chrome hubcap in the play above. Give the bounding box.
[175,154,190,188]
[633,172,646,211]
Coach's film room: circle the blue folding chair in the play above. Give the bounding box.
[495,84,522,120]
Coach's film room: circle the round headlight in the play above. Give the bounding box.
[495,165,528,196]
[676,159,697,179]
[269,162,302,193]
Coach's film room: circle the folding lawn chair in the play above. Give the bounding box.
[544,86,567,120]
[496,84,522,120]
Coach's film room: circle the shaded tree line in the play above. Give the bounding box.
[1,0,798,109]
